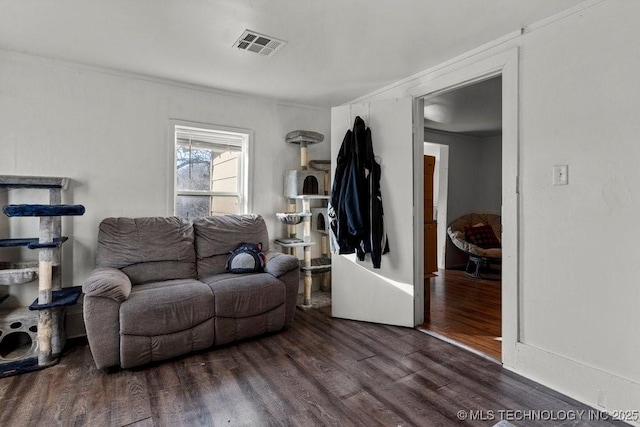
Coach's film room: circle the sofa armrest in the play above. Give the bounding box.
[264,252,300,326]
[83,295,121,369]
[83,267,132,302]
[264,251,299,278]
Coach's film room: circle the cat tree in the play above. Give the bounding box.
[0,175,84,376]
[275,131,331,308]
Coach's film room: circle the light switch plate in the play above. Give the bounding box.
[553,165,568,186]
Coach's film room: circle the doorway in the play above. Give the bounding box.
[423,143,449,272]
[419,76,503,361]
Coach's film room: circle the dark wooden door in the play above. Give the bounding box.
[424,155,437,276]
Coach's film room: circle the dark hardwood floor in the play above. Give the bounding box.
[0,306,622,426]
[421,269,502,361]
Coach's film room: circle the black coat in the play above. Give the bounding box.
[328,116,389,268]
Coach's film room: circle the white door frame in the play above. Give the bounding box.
[409,48,519,365]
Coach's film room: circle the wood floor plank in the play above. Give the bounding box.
[148,383,211,426]
[342,390,409,426]
[199,370,272,425]
[228,364,292,424]
[422,269,502,360]
[81,367,118,426]
[0,306,624,427]
[365,375,461,426]
[287,353,362,399]
[113,368,152,426]
[349,318,425,357]
[124,417,154,427]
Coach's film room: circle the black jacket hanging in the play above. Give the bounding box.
[328,127,357,254]
[359,120,389,267]
[328,116,389,268]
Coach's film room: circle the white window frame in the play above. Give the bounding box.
[169,120,253,217]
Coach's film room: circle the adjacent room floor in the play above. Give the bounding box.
[420,269,502,361]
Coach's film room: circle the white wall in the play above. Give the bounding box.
[476,135,502,214]
[515,0,640,412]
[352,0,640,419]
[424,131,501,222]
[0,51,330,308]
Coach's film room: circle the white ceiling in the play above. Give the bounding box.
[424,76,502,138]
[0,0,586,107]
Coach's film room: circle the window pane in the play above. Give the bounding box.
[174,124,249,218]
[176,145,212,191]
[176,195,210,219]
[211,151,239,192]
[211,196,239,216]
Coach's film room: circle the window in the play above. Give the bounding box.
[174,124,250,219]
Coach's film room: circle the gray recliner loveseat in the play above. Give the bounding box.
[82,214,299,369]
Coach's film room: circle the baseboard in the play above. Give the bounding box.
[505,343,640,426]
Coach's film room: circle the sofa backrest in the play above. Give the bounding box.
[96,217,197,285]
[193,214,269,278]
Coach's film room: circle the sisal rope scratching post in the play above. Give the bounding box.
[49,188,64,357]
[37,216,54,365]
[301,198,312,306]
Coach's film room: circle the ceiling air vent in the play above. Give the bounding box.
[233,30,287,57]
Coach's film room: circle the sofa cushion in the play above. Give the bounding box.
[97,217,197,284]
[464,224,501,249]
[120,319,215,369]
[193,215,270,276]
[214,305,285,346]
[200,272,285,318]
[119,279,214,336]
[121,261,196,286]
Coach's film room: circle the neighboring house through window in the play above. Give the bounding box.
[174,124,250,219]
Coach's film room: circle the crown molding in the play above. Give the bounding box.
[0,48,328,112]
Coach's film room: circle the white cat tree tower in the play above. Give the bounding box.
[275,131,331,308]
